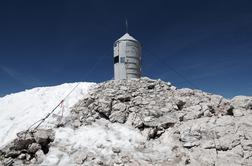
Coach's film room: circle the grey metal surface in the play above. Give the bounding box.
[114,33,141,80]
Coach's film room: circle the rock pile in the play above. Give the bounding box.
[0,129,55,165]
[1,77,251,165]
[69,77,252,165]
[70,78,232,138]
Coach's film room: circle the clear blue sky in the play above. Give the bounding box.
[0,0,252,98]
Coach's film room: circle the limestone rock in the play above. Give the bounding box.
[33,129,55,146]
[109,111,127,123]
[13,131,35,150]
[28,143,41,154]
[112,147,121,154]
[73,150,88,164]
[5,150,21,158]
[34,149,45,164]
[231,96,252,110]
[1,77,251,166]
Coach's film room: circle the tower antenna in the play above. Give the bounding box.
[125,18,128,33]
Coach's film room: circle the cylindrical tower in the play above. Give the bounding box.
[113,33,141,80]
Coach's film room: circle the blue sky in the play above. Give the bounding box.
[0,0,252,98]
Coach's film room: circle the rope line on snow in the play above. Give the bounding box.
[26,82,81,132]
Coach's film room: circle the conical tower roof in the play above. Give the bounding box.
[116,33,138,42]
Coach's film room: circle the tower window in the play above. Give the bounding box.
[114,56,119,64]
[120,57,125,63]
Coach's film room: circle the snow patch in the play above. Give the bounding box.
[42,119,144,165]
[0,82,95,148]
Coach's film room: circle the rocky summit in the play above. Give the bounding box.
[1,77,252,166]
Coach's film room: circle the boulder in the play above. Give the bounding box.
[5,150,21,158]
[34,149,45,164]
[73,151,88,164]
[112,102,126,112]
[13,131,35,150]
[231,96,252,110]
[109,111,127,123]
[33,129,55,146]
[112,147,121,154]
[28,143,41,154]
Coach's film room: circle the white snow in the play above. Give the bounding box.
[0,82,145,165]
[0,82,95,148]
[42,120,145,165]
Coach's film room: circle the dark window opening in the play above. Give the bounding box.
[114,56,119,64]
[120,57,125,63]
